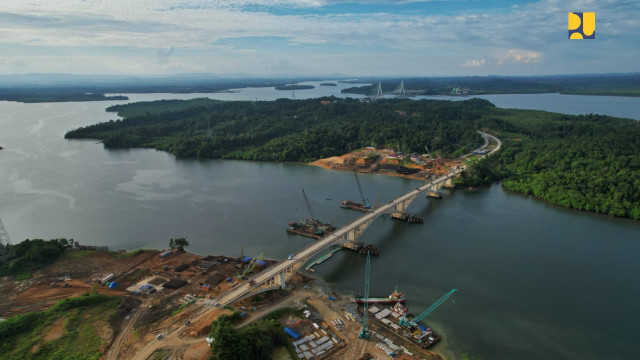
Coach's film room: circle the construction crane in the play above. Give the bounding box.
[424,145,441,171]
[359,251,371,339]
[353,172,369,207]
[423,145,434,160]
[399,289,458,327]
[301,189,314,219]
[238,253,264,279]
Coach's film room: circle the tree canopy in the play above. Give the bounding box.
[169,238,189,252]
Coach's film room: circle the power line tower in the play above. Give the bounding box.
[359,251,371,339]
[0,217,12,245]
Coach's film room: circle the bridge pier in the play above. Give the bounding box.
[341,218,375,247]
[443,178,455,189]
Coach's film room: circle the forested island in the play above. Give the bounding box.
[0,88,128,103]
[342,74,640,97]
[274,85,315,90]
[0,76,299,103]
[319,82,337,86]
[65,97,640,219]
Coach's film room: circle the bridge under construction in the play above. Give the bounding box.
[212,131,501,307]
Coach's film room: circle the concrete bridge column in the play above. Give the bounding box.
[345,218,374,244]
[395,194,418,213]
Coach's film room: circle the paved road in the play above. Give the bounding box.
[213,132,501,307]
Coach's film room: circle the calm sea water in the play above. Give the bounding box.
[1,81,639,359]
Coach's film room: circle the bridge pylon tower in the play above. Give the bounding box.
[375,82,383,99]
[0,217,11,245]
[396,80,407,97]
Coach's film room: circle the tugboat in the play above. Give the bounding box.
[354,286,405,304]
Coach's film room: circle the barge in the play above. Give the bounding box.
[341,200,372,213]
[287,218,337,239]
[354,287,405,305]
[363,302,441,349]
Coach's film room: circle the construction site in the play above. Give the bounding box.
[0,246,449,360]
[309,146,463,182]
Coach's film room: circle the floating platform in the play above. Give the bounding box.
[363,304,441,349]
[305,248,342,271]
[287,227,335,239]
[341,200,373,213]
[287,218,337,239]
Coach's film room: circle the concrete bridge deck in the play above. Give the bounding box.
[213,131,501,307]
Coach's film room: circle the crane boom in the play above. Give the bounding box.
[400,288,458,327]
[354,172,368,206]
[424,145,433,160]
[359,251,371,339]
[301,189,314,219]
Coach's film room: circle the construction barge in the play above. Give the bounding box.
[288,189,337,239]
[287,218,337,240]
[354,287,405,305]
[361,302,441,349]
[340,200,372,213]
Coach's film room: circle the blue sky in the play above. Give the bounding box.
[0,0,638,76]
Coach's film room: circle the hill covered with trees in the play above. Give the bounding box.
[65,97,489,161]
[459,109,640,219]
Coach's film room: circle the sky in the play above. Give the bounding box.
[0,0,638,76]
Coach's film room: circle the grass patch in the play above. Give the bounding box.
[111,249,151,259]
[148,349,170,360]
[125,268,148,283]
[61,249,97,259]
[0,294,121,360]
[15,272,32,280]
[171,300,196,316]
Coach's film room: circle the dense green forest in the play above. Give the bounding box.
[342,74,640,97]
[64,97,640,219]
[458,109,640,219]
[0,239,71,278]
[66,97,488,160]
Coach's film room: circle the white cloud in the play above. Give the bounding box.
[155,47,174,63]
[0,0,637,75]
[461,58,487,67]
[498,49,542,65]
